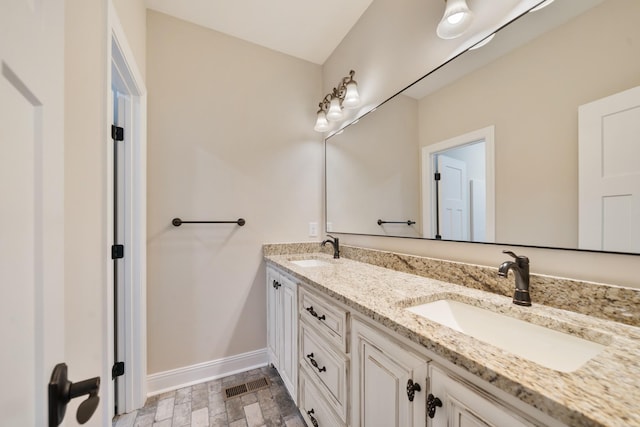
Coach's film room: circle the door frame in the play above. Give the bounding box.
[421,126,495,242]
[104,2,147,419]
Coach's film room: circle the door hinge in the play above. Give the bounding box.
[111,125,124,141]
[434,172,441,181]
[111,244,124,259]
[112,361,125,379]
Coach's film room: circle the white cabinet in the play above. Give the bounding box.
[298,286,350,426]
[266,266,297,402]
[349,317,543,427]
[266,263,564,427]
[428,364,536,427]
[351,317,428,427]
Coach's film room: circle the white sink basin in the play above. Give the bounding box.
[289,259,332,268]
[406,299,606,372]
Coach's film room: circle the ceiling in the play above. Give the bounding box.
[144,0,375,65]
[144,1,546,66]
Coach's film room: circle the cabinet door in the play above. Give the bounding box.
[429,364,534,427]
[266,267,281,368]
[280,274,298,402]
[351,319,428,427]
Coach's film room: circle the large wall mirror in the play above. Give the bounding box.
[326,0,640,254]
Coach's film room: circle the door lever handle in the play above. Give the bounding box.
[49,363,100,426]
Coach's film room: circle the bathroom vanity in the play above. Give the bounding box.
[264,244,640,427]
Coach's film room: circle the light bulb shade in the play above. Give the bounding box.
[342,81,360,109]
[314,110,330,132]
[437,0,474,40]
[530,0,555,12]
[326,97,343,121]
[470,33,495,50]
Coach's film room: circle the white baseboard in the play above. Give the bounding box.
[146,348,268,396]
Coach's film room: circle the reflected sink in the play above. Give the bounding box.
[289,259,332,268]
[406,299,606,372]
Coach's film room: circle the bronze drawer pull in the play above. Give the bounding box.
[306,409,319,427]
[306,353,327,373]
[305,306,326,321]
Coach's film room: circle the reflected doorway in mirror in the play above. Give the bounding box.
[421,126,495,243]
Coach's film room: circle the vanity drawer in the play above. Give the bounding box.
[299,370,346,427]
[300,322,348,423]
[300,286,349,352]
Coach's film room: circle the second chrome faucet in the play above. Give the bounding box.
[498,250,531,306]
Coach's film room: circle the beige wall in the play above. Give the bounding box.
[113,0,147,78]
[146,11,322,374]
[64,0,146,422]
[322,0,640,288]
[64,2,108,424]
[327,94,421,237]
[420,0,640,248]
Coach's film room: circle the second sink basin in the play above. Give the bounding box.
[289,259,332,268]
[406,299,606,372]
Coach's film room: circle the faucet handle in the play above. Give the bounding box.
[502,250,529,265]
[503,250,518,259]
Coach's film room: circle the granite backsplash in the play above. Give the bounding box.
[263,242,640,327]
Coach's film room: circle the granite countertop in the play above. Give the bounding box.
[265,252,640,427]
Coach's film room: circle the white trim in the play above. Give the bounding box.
[146,349,269,396]
[421,126,495,242]
[104,1,148,422]
[103,2,115,425]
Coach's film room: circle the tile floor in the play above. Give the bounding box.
[113,366,305,427]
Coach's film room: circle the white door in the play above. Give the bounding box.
[0,0,65,425]
[437,155,468,240]
[579,85,640,252]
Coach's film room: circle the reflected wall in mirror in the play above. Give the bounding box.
[325,0,640,253]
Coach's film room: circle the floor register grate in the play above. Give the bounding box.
[224,376,271,400]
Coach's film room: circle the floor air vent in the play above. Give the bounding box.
[224,377,270,400]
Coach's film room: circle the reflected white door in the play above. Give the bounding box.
[0,0,65,425]
[579,85,640,252]
[438,155,468,240]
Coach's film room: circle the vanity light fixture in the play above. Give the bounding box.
[314,70,361,132]
[437,0,474,40]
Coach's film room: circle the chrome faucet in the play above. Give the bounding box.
[321,234,340,259]
[498,250,531,306]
